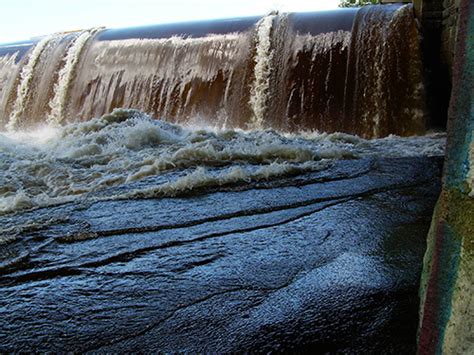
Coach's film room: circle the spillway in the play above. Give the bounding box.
[0,4,449,353]
[0,4,425,138]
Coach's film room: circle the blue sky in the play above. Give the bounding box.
[0,0,340,43]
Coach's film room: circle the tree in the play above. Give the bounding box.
[339,0,379,7]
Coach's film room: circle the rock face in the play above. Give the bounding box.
[418,0,473,353]
[0,157,442,352]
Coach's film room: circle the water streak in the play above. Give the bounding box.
[249,14,276,129]
[48,28,101,125]
[8,36,55,131]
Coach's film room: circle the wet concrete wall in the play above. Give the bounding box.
[441,0,462,74]
[414,0,461,73]
[412,0,461,129]
[417,0,473,353]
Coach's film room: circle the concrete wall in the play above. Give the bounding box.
[441,0,462,74]
[413,0,460,74]
[417,0,473,353]
[412,0,456,128]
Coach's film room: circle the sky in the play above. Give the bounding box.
[0,0,341,44]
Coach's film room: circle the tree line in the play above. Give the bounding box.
[339,0,379,7]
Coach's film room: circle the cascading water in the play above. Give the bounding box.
[249,14,276,129]
[0,3,443,216]
[344,4,426,137]
[0,5,450,353]
[0,5,426,137]
[48,28,102,125]
[8,35,54,131]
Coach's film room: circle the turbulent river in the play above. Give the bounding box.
[0,108,445,217]
[0,107,446,352]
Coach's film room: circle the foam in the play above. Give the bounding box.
[0,108,446,215]
[295,30,351,57]
[249,15,276,129]
[0,191,35,214]
[115,161,328,200]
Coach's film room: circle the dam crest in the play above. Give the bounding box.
[0,5,424,138]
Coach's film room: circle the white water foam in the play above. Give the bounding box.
[116,160,328,200]
[48,28,101,125]
[295,30,351,58]
[0,108,446,215]
[249,14,276,129]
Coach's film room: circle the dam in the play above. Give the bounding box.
[0,1,471,353]
[1,5,425,137]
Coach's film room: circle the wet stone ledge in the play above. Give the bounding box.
[0,156,443,353]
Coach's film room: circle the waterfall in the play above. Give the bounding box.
[344,4,425,137]
[249,14,276,129]
[8,35,55,130]
[48,28,101,125]
[0,5,425,138]
[0,52,20,123]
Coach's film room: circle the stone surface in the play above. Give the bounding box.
[0,157,443,352]
[418,0,473,353]
[414,0,452,129]
[415,0,460,74]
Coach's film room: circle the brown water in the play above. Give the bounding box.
[0,5,425,138]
